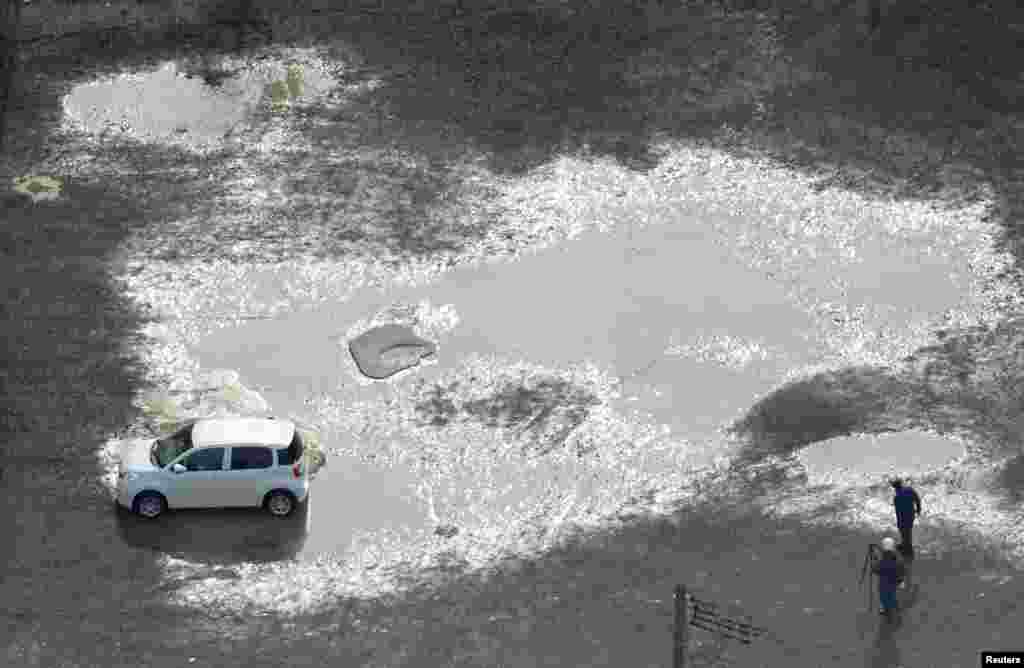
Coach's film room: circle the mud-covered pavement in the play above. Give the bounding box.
[4,2,1024,666]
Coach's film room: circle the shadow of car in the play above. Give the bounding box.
[114,497,309,565]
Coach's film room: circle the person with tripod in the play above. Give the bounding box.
[866,537,907,618]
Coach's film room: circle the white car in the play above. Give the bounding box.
[117,417,310,519]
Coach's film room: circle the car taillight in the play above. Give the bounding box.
[292,463,302,479]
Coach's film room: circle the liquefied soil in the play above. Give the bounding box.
[4,9,1024,667]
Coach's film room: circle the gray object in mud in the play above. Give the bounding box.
[349,324,437,379]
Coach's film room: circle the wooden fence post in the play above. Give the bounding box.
[673,584,689,668]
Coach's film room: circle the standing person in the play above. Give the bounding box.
[890,478,922,558]
[871,537,906,618]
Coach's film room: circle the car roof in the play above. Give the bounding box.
[191,417,295,447]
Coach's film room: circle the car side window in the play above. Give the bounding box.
[181,447,226,472]
[230,446,273,470]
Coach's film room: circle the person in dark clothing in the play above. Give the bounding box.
[871,537,906,617]
[890,478,922,559]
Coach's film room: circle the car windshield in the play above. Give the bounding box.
[152,423,195,467]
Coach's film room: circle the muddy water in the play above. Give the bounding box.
[797,431,967,486]
[192,214,970,563]
[403,220,821,437]
[60,57,336,148]
[62,62,257,145]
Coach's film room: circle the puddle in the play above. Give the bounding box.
[187,219,813,561]
[298,425,431,560]
[60,55,337,149]
[192,181,989,564]
[796,430,969,487]
[398,220,823,441]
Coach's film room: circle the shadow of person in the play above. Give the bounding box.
[899,579,922,613]
[908,580,922,601]
[114,500,309,565]
[865,569,922,667]
[898,549,914,582]
[869,615,904,668]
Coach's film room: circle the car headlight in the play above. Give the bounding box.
[119,471,140,482]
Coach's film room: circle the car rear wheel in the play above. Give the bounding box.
[265,490,295,517]
[133,491,167,519]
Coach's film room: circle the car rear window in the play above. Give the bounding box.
[275,430,304,466]
[231,446,273,470]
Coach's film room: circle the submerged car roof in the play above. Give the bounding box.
[191,417,295,447]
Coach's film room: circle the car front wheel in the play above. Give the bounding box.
[265,490,295,517]
[133,491,167,519]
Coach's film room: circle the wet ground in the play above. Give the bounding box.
[4,3,1024,667]
[191,202,977,566]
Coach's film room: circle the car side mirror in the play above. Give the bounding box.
[171,463,186,474]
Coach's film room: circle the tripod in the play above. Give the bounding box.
[859,543,882,612]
